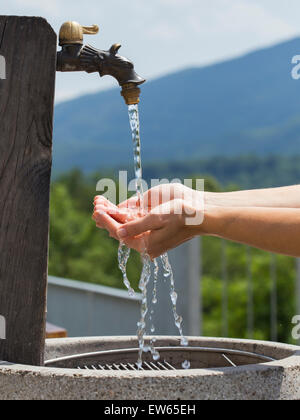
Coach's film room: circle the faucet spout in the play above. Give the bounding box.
[81,44,145,86]
[56,21,146,105]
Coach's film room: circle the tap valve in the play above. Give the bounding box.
[59,21,99,46]
[57,21,145,105]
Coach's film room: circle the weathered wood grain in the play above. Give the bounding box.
[0,16,57,365]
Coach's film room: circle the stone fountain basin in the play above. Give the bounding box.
[0,336,299,400]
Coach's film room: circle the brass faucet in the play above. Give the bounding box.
[56,21,146,105]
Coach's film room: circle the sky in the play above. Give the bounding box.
[2,0,300,102]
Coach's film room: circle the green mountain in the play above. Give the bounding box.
[141,155,300,190]
[53,37,300,174]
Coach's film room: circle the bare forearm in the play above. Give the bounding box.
[205,185,300,208]
[202,206,300,257]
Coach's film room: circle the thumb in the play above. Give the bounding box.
[117,213,162,239]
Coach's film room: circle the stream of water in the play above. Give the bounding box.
[118,103,189,369]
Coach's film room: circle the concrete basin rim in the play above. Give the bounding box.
[0,336,299,379]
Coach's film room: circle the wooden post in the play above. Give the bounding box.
[0,16,57,365]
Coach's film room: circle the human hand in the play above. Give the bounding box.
[94,195,136,225]
[93,184,205,259]
[93,196,147,253]
[117,198,205,259]
[118,183,203,215]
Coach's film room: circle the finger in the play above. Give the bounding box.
[96,222,105,229]
[108,207,135,224]
[115,208,138,223]
[94,196,110,206]
[94,203,136,224]
[93,206,106,223]
[118,187,169,211]
[93,204,109,221]
[95,202,118,215]
[123,236,148,254]
[117,213,163,240]
[118,194,153,214]
[140,185,172,209]
[95,211,122,239]
[93,205,120,230]
[94,195,108,202]
[118,195,140,209]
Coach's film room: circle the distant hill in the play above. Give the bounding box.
[140,155,300,190]
[53,37,300,174]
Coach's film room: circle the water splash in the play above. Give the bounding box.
[117,105,143,304]
[128,104,160,367]
[118,103,189,369]
[149,259,159,349]
[182,360,191,370]
[136,254,152,369]
[161,253,189,347]
[128,104,144,208]
[118,242,135,298]
[152,259,159,306]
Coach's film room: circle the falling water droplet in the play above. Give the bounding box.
[161,254,190,367]
[181,337,189,347]
[171,291,178,306]
[118,242,136,298]
[182,360,191,370]
[128,289,135,298]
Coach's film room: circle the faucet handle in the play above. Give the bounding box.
[59,21,99,46]
[82,25,99,36]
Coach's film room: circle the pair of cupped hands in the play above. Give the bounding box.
[93,184,204,259]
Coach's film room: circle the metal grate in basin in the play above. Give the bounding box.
[81,360,177,371]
